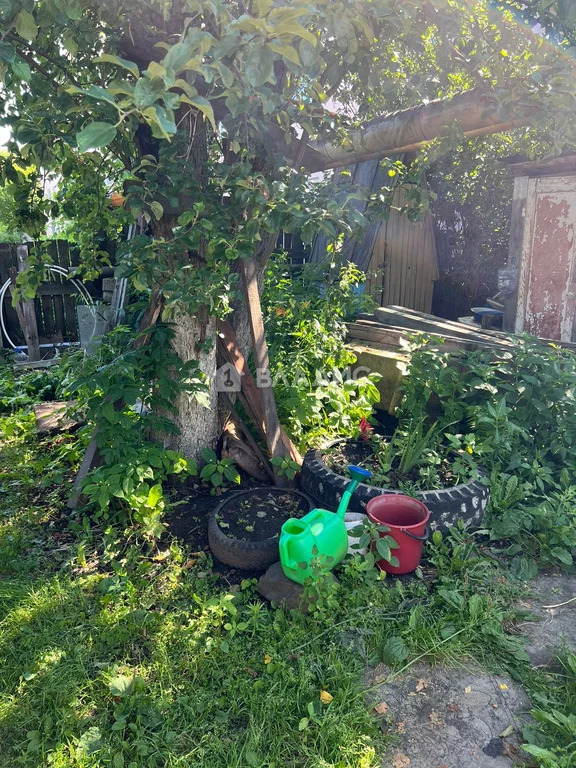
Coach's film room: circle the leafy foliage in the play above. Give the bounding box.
[1,0,576,471]
[0,364,63,412]
[263,256,381,448]
[62,325,203,539]
[400,336,576,572]
[522,652,576,768]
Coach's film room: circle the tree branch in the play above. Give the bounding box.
[292,89,533,172]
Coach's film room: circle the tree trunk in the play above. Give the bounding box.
[164,310,221,460]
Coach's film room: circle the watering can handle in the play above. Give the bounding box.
[336,465,372,518]
[401,525,431,542]
[279,534,296,570]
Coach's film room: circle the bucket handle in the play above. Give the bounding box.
[400,525,430,542]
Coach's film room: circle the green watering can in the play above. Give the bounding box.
[279,465,372,584]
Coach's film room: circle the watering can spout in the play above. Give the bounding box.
[336,465,372,518]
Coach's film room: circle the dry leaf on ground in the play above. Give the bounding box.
[428,710,445,728]
[391,753,411,768]
[464,685,472,694]
[415,678,429,692]
[374,701,389,714]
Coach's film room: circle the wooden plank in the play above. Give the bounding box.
[219,392,275,483]
[346,320,505,352]
[36,282,81,297]
[217,319,302,465]
[45,241,66,342]
[504,175,529,332]
[0,244,22,346]
[239,256,287,475]
[34,297,45,338]
[41,294,56,336]
[34,400,82,435]
[15,245,40,361]
[374,306,517,346]
[57,241,78,339]
[385,305,517,342]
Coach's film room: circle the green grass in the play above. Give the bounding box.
[0,408,569,768]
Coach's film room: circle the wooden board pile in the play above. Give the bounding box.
[347,305,576,353]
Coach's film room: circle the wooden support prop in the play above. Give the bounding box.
[239,257,286,463]
[220,392,275,483]
[11,245,41,361]
[217,319,302,465]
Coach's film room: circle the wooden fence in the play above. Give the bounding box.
[0,240,105,348]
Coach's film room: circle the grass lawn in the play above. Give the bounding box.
[0,410,572,768]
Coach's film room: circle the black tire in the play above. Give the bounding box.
[208,488,314,571]
[300,439,489,534]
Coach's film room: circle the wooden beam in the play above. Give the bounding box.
[14,245,40,361]
[502,175,529,332]
[299,89,530,171]
[346,320,505,352]
[217,319,302,465]
[239,256,288,472]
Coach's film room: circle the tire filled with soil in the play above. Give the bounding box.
[300,439,489,534]
[208,488,314,570]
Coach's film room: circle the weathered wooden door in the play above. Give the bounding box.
[516,175,576,341]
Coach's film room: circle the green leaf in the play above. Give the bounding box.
[201,447,217,463]
[0,41,15,63]
[77,726,102,756]
[69,84,117,106]
[224,465,240,483]
[147,61,167,81]
[521,745,559,760]
[95,53,139,78]
[216,61,234,88]
[509,555,539,582]
[164,41,193,72]
[179,94,216,131]
[134,76,165,108]
[62,29,78,57]
[150,200,164,220]
[15,9,37,41]
[146,484,163,508]
[381,636,409,666]
[245,45,275,87]
[551,547,573,566]
[211,471,223,487]
[11,57,30,82]
[76,122,117,152]
[142,105,176,138]
[274,20,317,46]
[109,675,136,697]
[298,717,309,730]
[468,593,483,619]
[267,41,301,65]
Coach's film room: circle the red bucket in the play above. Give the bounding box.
[366,495,431,575]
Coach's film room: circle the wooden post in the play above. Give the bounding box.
[239,257,291,481]
[15,245,40,361]
[502,176,529,333]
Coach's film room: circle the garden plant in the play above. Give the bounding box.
[1,0,576,766]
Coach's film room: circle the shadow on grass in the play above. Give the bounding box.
[0,569,384,768]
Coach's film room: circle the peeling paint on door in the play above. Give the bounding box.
[516,176,576,342]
